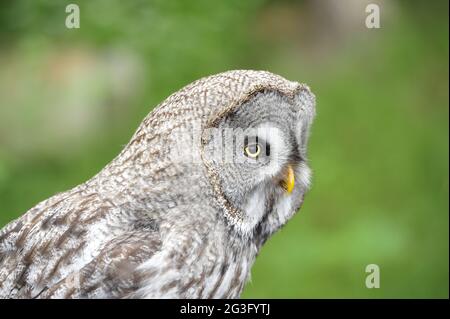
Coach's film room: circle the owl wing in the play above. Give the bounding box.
[0,190,162,299]
[39,230,162,299]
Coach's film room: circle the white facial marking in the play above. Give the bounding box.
[240,123,313,234]
[255,124,288,180]
[242,184,267,232]
[240,124,291,233]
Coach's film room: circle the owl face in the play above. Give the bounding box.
[202,88,315,237]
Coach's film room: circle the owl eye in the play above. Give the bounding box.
[244,143,261,158]
[244,136,266,159]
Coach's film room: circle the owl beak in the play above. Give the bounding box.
[280,165,295,194]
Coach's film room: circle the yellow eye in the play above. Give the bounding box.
[244,143,261,158]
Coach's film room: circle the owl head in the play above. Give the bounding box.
[120,70,315,242]
[201,82,315,240]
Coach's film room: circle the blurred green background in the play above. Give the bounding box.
[0,0,448,298]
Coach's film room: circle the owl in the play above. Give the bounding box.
[0,70,315,298]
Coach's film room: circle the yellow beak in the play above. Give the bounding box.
[280,165,295,194]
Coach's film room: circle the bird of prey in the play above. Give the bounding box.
[0,70,316,298]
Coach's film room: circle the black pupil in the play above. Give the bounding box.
[247,144,259,154]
